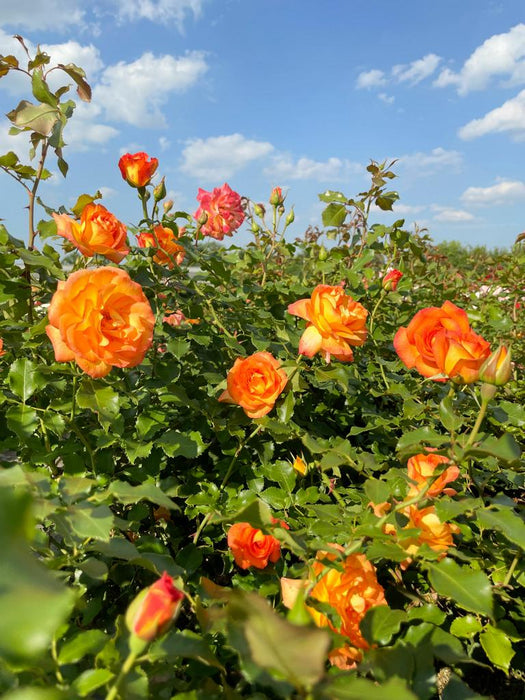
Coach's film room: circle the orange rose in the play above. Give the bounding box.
[218,351,288,418]
[46,267,155,378]
[0,339,5,357]
[382,268,403,292]
[288,284,368,362]
[118,151,159,188]
[406,453,460,498]
[125,572,184,642]
[53,203,129,263]
[394,301,490,383]
[306,548,387,663]
[137,225,185,268]
[400,506,460,562]
[227,521,285,569]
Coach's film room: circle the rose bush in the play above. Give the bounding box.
[0,45,523,700]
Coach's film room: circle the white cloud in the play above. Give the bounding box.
[458,89,525,140]
[0,0,84,30]
[392,54,441,85]
[431,206,475,222]
[356,69,386,89]
[461,179,525,206]
[98,186,117,200]
[392,203,425,216]
[42,41,104,87]
[397,147,463,175]
[95,51,208,127]
[378,93,394,104]
[434,23,525,94]
[266,155,362,182]
[63,102,119,151]
[111,0,204,28]
[159,136,171,151]
[181,133,274,180]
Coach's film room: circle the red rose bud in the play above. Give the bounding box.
[118,152,159,188]
[125,572,184,642]
[478,345,512,386]
[269,186,285,206]
[382,269,403,292]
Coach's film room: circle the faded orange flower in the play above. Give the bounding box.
[46,267,155,378]
[288,284,368,363]
[394,301,490,383]
[163,310,200,327]
[406,453,460,498]
[137,225,185,268]
[118,151,158,188]
[53,203,129,263]
[280,547,387,666]
[219,351,288,418]
[125,572,184,642]
[399,506,460,565]
[227,521,286,569]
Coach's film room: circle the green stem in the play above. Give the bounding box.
[139,189,150,224]
[368,290,386,336]
[464,394,491,449]
[105,649,138,700]
[503,554,520,587]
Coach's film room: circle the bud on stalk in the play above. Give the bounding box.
[478,345,512,386]
[153,177,166,202]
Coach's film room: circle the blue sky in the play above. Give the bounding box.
[1,0,525,248]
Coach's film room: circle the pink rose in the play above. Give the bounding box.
[194,183,245,241]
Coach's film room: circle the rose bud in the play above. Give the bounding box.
[153,177,166,202]
[118,152,159,188]
[253,203,266,218]
[125,572,184,642]
[382,269,403,292]
[270,187,285,206]
[478,345,512,386]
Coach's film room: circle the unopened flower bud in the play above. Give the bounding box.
[478,345,512,386]
[125,572,184,643]
[270,186,285,206]
[277,204,285,217]
[318,245,328,261]
[285,208,295,225]
[251,220,260,234]
[197,210,208,227]
[153,177,166,202]
[253,203,266,218]
[382,268,403,292]
[163,199,174,213]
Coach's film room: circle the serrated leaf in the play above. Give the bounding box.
[8,358,46,402]
[7,99,57,136]
[479,625,514,673]
[468,433,521,466]
[6,404,39,439]
[108,481,179,511]
[157,430,206,458]
[318,190,347,204]
[450,615,483,639]
[62,503,114,542]
[476,506,525,549]
[426,559,493,617]
[322,202,347,227]
[76,380,120,431]
[439,396,463,432]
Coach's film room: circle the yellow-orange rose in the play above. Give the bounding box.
[288,284,368,362]
[137,225,185,268]
[53,203,129,263]
[227,520,287,569]
[46,267,154,378]
[118,151,158,188]
[406,453,460,498]
[219,351,288,418]
[307,548,387,660]
[400,506,460,562]
[394,301,490,383]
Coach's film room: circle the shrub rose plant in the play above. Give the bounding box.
[0,45,523,700]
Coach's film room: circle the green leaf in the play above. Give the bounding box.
[322,202,347,227]
[360,606,407,645]
[318,190,347,203]
[57,630,108,664]
[439,397,463,432]
[31,69,58,107]
[6,404,39,439]
[469,433,521,466]
[476,506,525,549]
[277,390,295,423]
[157,430,206,458]
[73,668,114,697]
[76,380,120,431]
[108,481,179,511]
[227,590,331,688]
[317,676,418,700]
[450,615,483,639]
[497,400,525,427]
[7,99,57,136]
[62,503,114,542]
[426,559,493,618]
[441,673,489,700]
[149,630,224,670]
[8,358,46,402]
[479,625,514,673]
[397,427,449,455]
[57,63,92,102]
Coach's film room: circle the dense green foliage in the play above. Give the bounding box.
[0,41,523,700]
